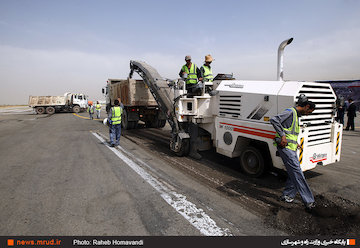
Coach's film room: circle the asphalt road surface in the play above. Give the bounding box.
[0,106,359,235]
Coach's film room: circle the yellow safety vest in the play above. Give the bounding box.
[182,63,198,84]
[111,106,122,125]
[201,65,213,82]
[88,106,94,114]
[95,104,101,110]
[274,108,300,151]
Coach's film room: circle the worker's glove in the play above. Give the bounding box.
[297,144,303,151]
[279,136,288,148]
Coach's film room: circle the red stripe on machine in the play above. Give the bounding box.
[233,127,276,139]
[220,122,276,136]
[310,158,327,163]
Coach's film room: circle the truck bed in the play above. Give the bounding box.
[28,96,66,107]
[108,79,157,106]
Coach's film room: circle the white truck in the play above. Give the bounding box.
[128,38,343,177]
[29,92,88,114]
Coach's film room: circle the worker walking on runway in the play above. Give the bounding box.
[108,99,123,147]
[270,96,316,211]
[95,101,101,119]
[345,98,356,131]
[87,102,94,120]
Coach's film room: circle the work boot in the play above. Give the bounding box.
[279,195,294,203]
[305,202,316,213]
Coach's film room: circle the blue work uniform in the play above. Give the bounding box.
[108,104,123,146]
[270,108,315,206]
[88,105,94,120]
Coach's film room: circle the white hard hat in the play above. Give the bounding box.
[103,118,108,126]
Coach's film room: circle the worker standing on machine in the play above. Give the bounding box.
[200,54,214,82]
[200,54,214,94]
[179,55,202,94]
[270,96,316,212]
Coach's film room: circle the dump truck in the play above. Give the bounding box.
[102,78,166,129]
[29,92,88,114]
[127,38,343,177]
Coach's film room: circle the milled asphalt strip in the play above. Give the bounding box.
[91,131,232,236]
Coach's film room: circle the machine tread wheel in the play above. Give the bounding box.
[175,138,190,157]
[240,146,266,177]
[36,107,45,114]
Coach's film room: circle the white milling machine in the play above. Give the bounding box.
[129,38,343,177]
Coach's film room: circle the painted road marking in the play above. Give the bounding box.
[0,107,34,115]
[73,113,102,120]
[92,131,232,236]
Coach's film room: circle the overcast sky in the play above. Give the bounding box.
[1,0,359,104]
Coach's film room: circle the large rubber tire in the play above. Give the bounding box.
[45,107,55,115]
[129,121,138,129]
[240,146,266,177]
[149,117,166,128]
[72,105,80,113]
[175,138,190,157]
[121,109,130,130]
[145,121,152,128]
[151,118,159,128]
[36,107,45,114]
[158,119,166,128]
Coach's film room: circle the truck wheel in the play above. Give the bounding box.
[150,116,164,128]
[158,119,166,128]
[72,106,80,113]
[129,121,138,129]
[121,109,130,130]
[145,121,152,128]
[240,146,265,177]
[45,107,55,115]
[151,118,159,128]
[36,107,45,114]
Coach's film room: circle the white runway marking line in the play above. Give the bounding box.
[0,108,33,114]
[92,132,232,236]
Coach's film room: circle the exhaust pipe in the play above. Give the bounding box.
[277,38,293,81]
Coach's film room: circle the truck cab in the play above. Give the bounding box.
[67,93,88,111]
